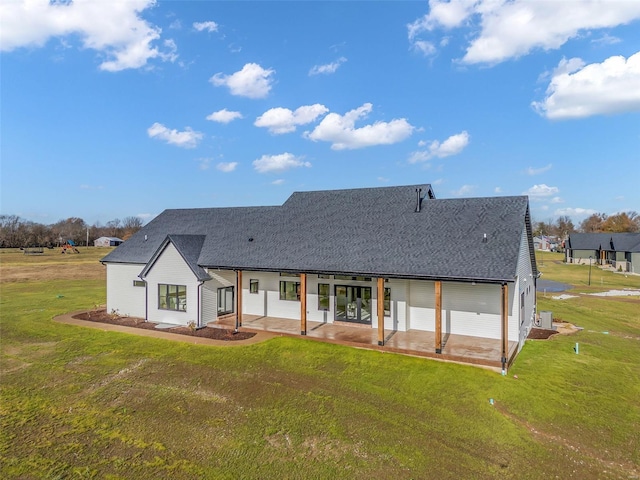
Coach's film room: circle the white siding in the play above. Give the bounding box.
[408,280,436,331]
[145,243,199,326]
[202,270,236,324]
[201,281,217,326]
[406,279,514,341]
[442,282,506,340]
[106,263,146,318]
[371,278,409,332]
[516,226,537,348]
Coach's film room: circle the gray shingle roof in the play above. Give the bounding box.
[102,184,534,282]
[568,233,640,252]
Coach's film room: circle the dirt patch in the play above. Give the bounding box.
[73,309,256,341]
[527,328,559,340]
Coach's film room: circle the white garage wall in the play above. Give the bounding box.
[106,263,146,318]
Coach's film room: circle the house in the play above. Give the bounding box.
[566,233,640,273]
[94,236,124,247]
[101,184,538,371]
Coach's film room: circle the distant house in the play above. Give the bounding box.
[94,237,124,247]
[101,184,538,371]
[565,233,640,273]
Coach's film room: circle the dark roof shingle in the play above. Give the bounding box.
[102,184,533,282]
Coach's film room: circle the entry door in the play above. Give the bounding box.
[217,286,234,315]
[335,285,371,323]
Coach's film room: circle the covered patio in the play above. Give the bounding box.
[211,314,519,371]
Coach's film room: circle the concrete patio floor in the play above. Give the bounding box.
[212,314,518,371]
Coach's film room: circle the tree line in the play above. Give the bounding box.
[533,211,640,238]
[0,215,144,248]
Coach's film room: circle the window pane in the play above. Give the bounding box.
[384,288,391,316]
[318,283,329,310]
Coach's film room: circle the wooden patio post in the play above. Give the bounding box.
[377,277,385,346]
[300,273,307,335]
[435,280,442,354]
[501,283,509,372]
[236,270,243,328]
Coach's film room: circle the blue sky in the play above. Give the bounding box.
[2,0,639,226]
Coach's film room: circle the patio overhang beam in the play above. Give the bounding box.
[200,265,514,286]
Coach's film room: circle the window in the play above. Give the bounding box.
[318,274,331,279]
[133,280,145,287]
[279,272,300,277]
[280,281,300,301]
[250,279,259,294]
[384,288,391,316]
[158,284,186,312]
[335,275,371,282]
[217,286,234,315]
[318,283,330,310]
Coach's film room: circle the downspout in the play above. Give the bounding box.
[144,279,148,321]
[197,281,204,328]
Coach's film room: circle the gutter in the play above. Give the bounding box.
[200,264,516,285]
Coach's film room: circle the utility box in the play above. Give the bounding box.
[539,311,553,329]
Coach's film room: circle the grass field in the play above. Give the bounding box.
[1,249,638,479]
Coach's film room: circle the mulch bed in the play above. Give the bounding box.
[73,309,256,341]
[527,328,559,340]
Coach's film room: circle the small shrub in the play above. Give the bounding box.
[187,320,197,332]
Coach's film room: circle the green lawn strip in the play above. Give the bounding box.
[536,251,640,291]
[2,258,640,478]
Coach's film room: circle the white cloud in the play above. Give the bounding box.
[216,162,238,172]
[197,158,212,170]
[80,184,104,190]
[550,196,564,204]
[253,153,311,173]
[451,184,476,196]
[494,186,502,193]
[271,179,285,185]
[137,213,154,221]
[0,0,175,72]
[408,131,470,163]
[147,122,203,148]
[193,21,218,32]
[526,163,552,175]
[532,52,640,119]
[255,104,328,134]
[412,40,437,56]
[206,109,243,124]
[591,33,621,46]
[210,63,275,99]
[304,103,414,150]
[408,0,640,65]
[554,207,597,218]
[524,184,559,200]
[309,57,347,76]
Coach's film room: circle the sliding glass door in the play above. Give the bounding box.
[335,285,371,323]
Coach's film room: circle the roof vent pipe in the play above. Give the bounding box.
[482,233,487,243]
[415,188,422,212]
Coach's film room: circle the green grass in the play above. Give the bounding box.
[1,251,638,478]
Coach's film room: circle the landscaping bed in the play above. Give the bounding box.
[73,309,256,341]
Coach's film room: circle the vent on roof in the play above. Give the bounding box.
[415,188,422,213]
[482,233,488,243]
